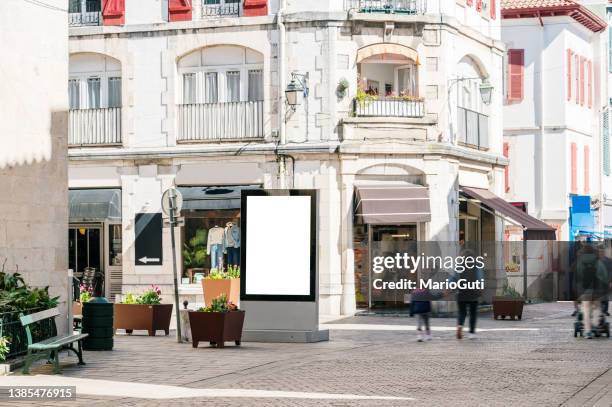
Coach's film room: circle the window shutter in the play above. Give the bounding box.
[575,54,580,104]
[579,57,585,106]
[490,0,496,19]
[476,0,482,12]
[604,110,611,176]
[168,0,192,22]
[503,142,510,193]
[571,142,577,193]
[587,60,592,109]
[244,0,268,17]
[584,146,590,194]
[102,0,125,25]
[609,27,612,74]
[466,0,473,6]
[507,49,524,102]
[567,49,572,101]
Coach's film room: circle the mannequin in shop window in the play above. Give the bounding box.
[224,221,241,266]
[207,225,225,270]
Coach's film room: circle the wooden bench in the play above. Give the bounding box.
[20,308,88,374]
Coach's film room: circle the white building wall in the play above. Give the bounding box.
[0,0,69,330]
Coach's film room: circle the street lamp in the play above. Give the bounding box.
[285,72,309,108]
[479,80,493,105]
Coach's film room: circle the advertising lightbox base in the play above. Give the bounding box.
[241,300,329,343]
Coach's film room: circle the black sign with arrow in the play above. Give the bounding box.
[135,213,163,266]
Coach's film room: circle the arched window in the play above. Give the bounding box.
[455,55,489,149]
[178,45,264,105]
[69,53,121,110]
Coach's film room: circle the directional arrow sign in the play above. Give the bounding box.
[138,256,160,264]
[135,213,163,266]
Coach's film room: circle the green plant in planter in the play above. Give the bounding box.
[207,268,226,280]
[226,265,240,279]
[336,77,349,98]
[183,229,208,270]
[121,286,162,305]
[0,336,9,362]
[0,261,59,313]
[197,294,238,313]
[499,282,522,299]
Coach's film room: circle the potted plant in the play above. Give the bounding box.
[0,336,9,362]
[73,283,93,316]
[188,294,245,348]
[114,286,173,336]
[182,229,207,283]
[493,283,524,320]
[202,266,240,307]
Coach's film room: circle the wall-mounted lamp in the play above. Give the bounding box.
[479,80,493,105]
[285,72,309,108]
[449,76,494,105]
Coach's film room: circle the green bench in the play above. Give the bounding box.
[20,308,88,374]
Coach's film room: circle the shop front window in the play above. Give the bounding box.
[179,185,258,284]
[108,224,122,266]
[355,224,418,310]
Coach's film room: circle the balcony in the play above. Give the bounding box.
[345,0,426,15]
[69,0,102,26]
[457,107,489,150]
[177,101,264,142]
[69,108,122,147]
[69,11,101,26]
[352,98,425,118]
[201,1,240,17]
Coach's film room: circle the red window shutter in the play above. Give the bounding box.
[476,0,482,11]
[243,0,268,16]
[571,143,577,194]
[503,142,510,193]
[579,57,585,106]
[102,0,125,26]
[490,0,496,19]
[575,54,580,104]
[567,49,572,101]
[168,0,192,22]
[507,49,524,102]
[587,60,592,109]
[584,146,590,194]
[466,0,473,6]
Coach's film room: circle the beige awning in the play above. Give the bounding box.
[354,184,431,225]
[461,187,556,240]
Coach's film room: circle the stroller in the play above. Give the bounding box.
[574,302,610,338]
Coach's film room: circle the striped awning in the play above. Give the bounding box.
[354,184,431,225]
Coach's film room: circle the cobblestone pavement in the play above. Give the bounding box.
[3,302,612,407]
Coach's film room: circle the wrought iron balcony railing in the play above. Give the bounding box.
[201,1,240,17]
[177,100,264,142]
[69,107,122,146]
[345,0,427,15]
[352,98,425,118]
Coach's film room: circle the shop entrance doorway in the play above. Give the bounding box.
[368,224,418,310]
[69,225,104,296]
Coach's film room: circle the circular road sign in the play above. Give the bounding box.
[161,188,183,217]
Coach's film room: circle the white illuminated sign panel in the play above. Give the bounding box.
[241,191,316,301]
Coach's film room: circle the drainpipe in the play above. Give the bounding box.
[278,0,287,189]
[536,16,545,219]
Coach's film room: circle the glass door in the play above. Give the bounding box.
[69,225,104,297]
[369,224,418,309]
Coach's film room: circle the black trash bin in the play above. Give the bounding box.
[82,297,114,351]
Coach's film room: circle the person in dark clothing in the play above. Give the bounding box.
[454,249,485,340]
[598,247,612,317]
[410,289,432,342]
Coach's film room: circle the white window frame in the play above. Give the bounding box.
[68,70,121,110]
[179,63,263,104]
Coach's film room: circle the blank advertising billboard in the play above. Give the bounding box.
[240,190,316,301]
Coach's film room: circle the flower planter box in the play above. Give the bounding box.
[188,310,245,348]
[492,297,524,320]
[114,303,173,336]
[202,278,240,307]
